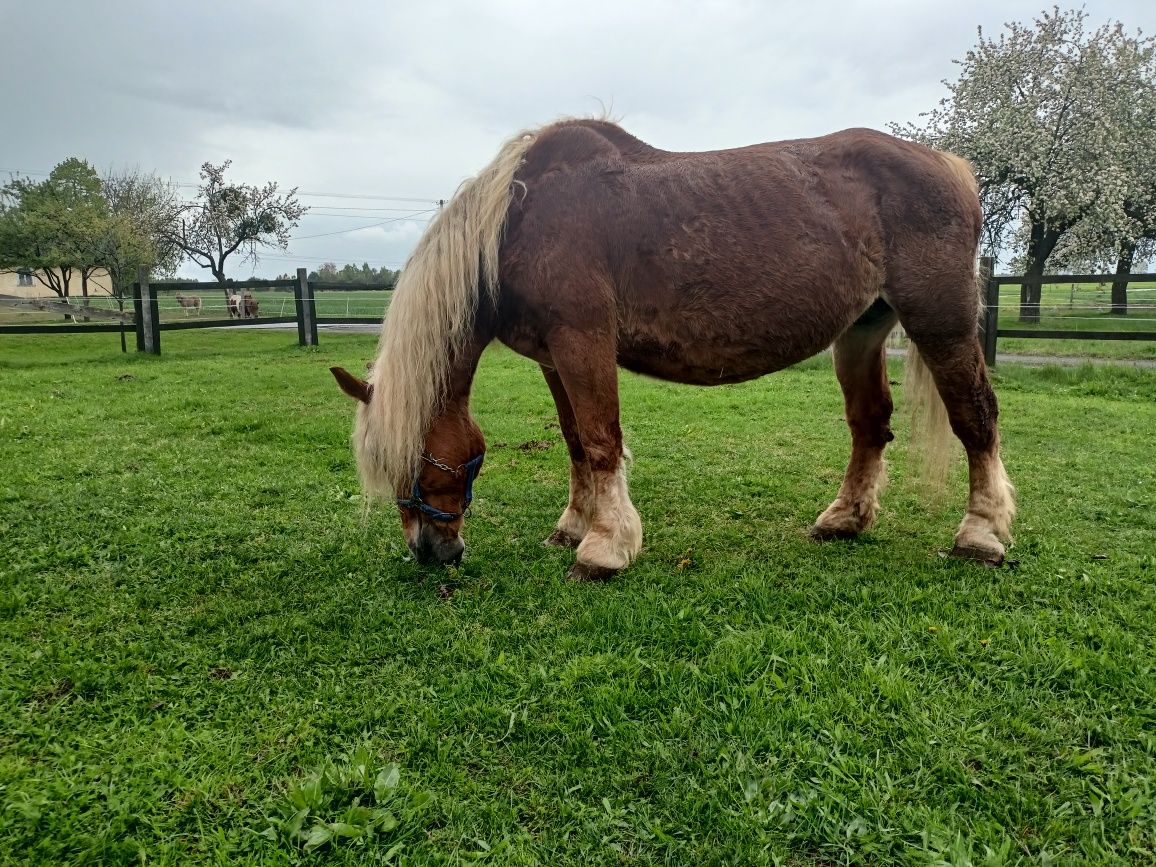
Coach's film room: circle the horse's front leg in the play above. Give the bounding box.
[540,364,593,549]
[547,330,642,581]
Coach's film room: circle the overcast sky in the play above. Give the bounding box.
[2,0,1153,279]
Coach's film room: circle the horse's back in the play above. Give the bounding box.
[499,122,979,383]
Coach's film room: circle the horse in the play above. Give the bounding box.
[331,119,1015,580]
[227,293,242,319]
[174,292,202,316]
[241,292,259,320]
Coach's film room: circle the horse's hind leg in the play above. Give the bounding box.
[812,299,898,540]
[906,336,1014,564]
[540,364,593,549]
[547,328,642,581]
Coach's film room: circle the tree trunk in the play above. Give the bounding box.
[1110,243,1134,316]
[81,271,91,322]
[111,272,127,352]
[1019,219,1063,324]
[211,265,228,300]
[1019,258,1045,324]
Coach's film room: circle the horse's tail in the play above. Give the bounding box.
[354,127,540,500]
[904,343,954,493]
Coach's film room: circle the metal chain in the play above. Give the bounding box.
[421,453,461,476]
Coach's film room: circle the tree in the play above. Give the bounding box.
[1054,42,1156,314]
[163,161,307,299]
[91,169,182,348]
[0,158,109,305]
[893,8,1156,322]
[97,168,181,297]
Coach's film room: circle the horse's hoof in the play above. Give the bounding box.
[809,523,859,541]
[949,542,1005,567]
[544,529,581,549]
[567,562,618,582]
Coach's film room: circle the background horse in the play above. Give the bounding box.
[241,292,259,320]
[174,292,202,315]
[227,293,242,319]
[333,119,1015,580]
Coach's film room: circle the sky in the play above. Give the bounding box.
[2,0,1153,280]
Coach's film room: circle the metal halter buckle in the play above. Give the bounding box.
[396,452,484,522]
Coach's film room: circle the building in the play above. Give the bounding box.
[0,268,113,299]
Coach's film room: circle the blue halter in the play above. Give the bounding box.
[396,453,484,522]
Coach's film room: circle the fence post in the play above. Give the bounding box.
[295,268,318,346]
[135,267,160,355]
[978,256,998,367]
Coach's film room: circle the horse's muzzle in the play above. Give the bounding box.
[411,528,464,566]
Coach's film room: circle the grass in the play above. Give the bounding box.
[1,331,1154,865]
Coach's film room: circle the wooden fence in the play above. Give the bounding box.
[0,268,397,354]
[976,256,1156,365]
[5,259,1155,363]
[131,268,319,354]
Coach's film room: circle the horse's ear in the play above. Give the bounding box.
[330,366,373,404]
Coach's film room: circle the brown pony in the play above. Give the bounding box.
[332,119,1014,580]
[175,292,202,315]
[241,291,259,319]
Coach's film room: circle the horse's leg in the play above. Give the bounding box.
[812,300,898,540]
[540,364,593,549]
[889,252,1015,565]
[906,336,1014,564]
[548,329,642,581]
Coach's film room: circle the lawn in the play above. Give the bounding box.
[1,331,1154,865]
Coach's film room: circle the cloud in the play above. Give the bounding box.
[3,0,1152,277]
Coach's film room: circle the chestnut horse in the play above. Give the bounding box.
[332,119,1014,580]
[241,291,259,319]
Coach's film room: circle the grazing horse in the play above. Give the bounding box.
[227,293,242,319]
[175,292,202,315]
[332,119,1015,580]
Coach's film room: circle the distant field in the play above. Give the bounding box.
[0,288,393,326]
[151,288,393,322]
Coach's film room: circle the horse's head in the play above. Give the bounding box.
[331,366,485,567]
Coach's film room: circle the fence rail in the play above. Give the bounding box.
[6,262,1154,363]
[978,258,1156,365]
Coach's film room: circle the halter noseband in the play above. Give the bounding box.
[396,452,484,522]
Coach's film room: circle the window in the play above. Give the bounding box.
[17,270,33,287]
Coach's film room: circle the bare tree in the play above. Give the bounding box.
[163,161,307,300]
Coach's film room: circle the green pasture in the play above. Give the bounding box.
[142,289,392,322]
[1,331,1154,865]
[0,288,392,325]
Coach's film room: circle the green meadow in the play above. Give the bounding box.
[1,331,1153,865]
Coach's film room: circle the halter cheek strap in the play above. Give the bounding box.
[396,453,484,522]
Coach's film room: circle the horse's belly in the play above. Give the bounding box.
[616,322,832,385]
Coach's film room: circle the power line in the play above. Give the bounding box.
[288,210,436,241]
[258,252,408,266]
[304,212,433,219]
[304,205,443,213]
[0,166,441,205]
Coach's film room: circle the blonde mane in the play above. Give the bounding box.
[352,126,540,500]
